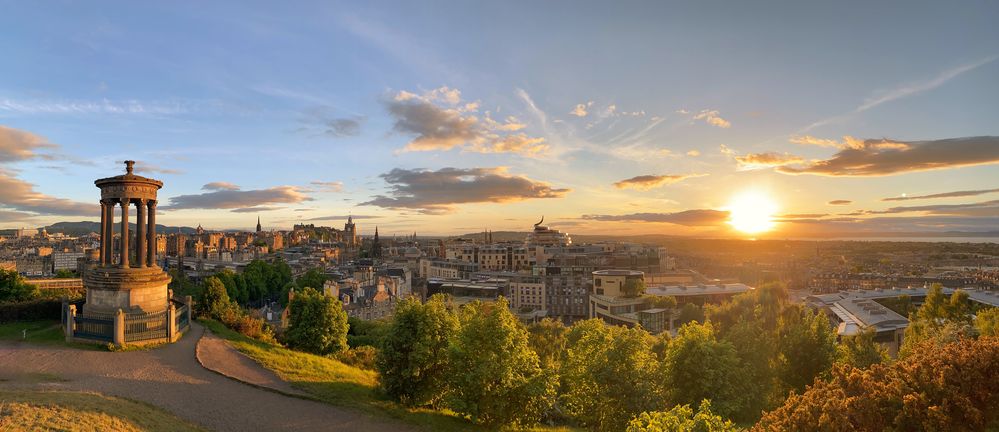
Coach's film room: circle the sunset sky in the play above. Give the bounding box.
[1,1,997,237]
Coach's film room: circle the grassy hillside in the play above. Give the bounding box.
[0,390,205,432]
[200,320,571,432]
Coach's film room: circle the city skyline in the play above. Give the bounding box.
[1,1,998,236]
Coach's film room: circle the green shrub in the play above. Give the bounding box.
[0,299,62,323]
[283,287,349,356]
[337,345,378,370]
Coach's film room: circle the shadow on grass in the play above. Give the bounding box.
[0,320,104,351]
[0,389,206,432]
[199,319,477,432]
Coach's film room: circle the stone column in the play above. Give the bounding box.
[120,199,130,268]
[99,200,107,265]
[65,304,76,342]
[167,303,177,342]
[104,200,114,266]
[114,308,125,346]
[147,201,157,267]
[136,199,146,268]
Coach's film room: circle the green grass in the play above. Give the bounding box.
[201,319,573,432]
[0,320,104,350]
[0,389,206,432]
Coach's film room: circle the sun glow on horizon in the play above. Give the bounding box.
[726,191,778,234]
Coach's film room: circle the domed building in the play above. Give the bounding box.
[524,216,571,247]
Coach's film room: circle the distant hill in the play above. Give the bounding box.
[45,221,200,237]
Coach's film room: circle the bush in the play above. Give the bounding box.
[446,298,555,427]
[0,269,40,303]
[198,277,233,321]
[337,346,378,370]
[284,286,349,356]
[628,399,739,432]
[0,299,62,323]
[754,337,999,431]
[378,295,459,407]
[229,314,276,344]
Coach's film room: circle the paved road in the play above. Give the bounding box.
[0,323,412,432]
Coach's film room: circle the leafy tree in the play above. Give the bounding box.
[0,269,39,302]
[347,316,390,348]
[836,328,888,369]
[628,399,739,432]
[678,303,705,325]
[754,337,999,432]
[527,318,568,370]
[270,258,293,295]
[900,284,975,357]
[775,305,836,394]
[213,270,246,305]
[624,278,647,297]
[296,268,326,291]
[242,260,272,304]
[377,295,458,407]
[55,269,75,278]
[724,319,778,421]
[561,319,662,431]
[876,294,913,316]
[284,286,349,356]
[975,307,999,337]
[662,322,747,419]
[446,297,555,427]
[167,268,201,298]
[198,276,234,321]
[652,295,678,310]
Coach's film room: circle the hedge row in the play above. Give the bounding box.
[0,299,63,323]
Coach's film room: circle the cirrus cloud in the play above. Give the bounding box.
[882,188,999,202]
[361,167,570,214]
[828,200,853,206]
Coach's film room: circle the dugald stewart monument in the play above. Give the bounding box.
[65,160,191,345]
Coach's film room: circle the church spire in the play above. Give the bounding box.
[256,216,262,233]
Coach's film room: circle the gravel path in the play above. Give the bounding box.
[196,330,308,396]
[0,323,413,432]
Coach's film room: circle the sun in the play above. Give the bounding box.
[726,191,778,234]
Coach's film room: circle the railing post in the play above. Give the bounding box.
[168,303,177,341]
[65,304,76,343]
[114,308,125,346]
[168,288,174,302]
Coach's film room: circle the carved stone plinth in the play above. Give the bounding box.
[84,260,172,313]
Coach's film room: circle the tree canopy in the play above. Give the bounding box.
[284,286,349,356]
[446,297,555,427]
[0,269,39,303]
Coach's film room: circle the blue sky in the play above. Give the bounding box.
[1,1,997,236]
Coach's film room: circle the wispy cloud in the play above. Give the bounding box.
[801,55,997,132]
[0,97,219,115]
[882,188,999,202]
[581,209,729,226]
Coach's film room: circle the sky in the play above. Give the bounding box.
[1,1,997,237]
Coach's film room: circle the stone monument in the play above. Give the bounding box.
[83,160,172,313]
